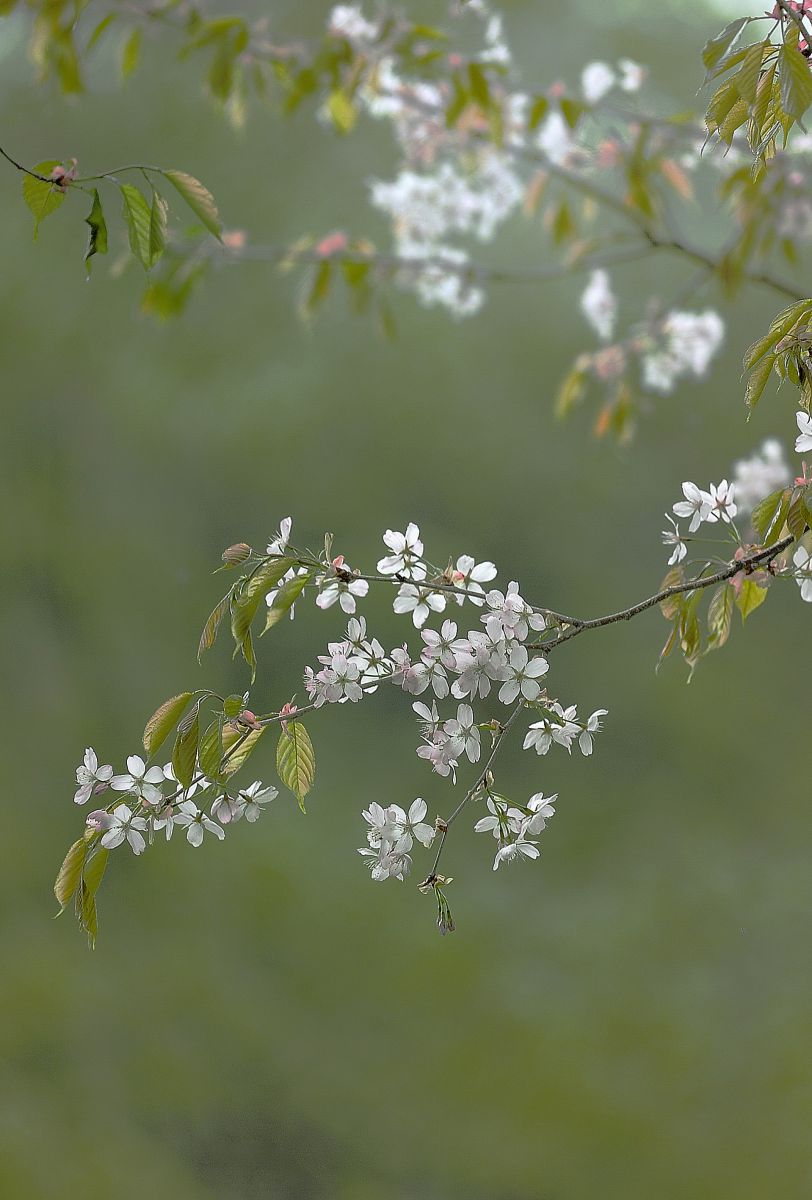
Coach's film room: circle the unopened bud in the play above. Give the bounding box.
[222,543,252,565]
[237,709,261,730]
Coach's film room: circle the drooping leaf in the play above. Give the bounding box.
[734,40,767,105]
[751,486,790,542]
[702,18,749,72]
[198,719,225,779]
[162,169,222,239]
[198,590,232,662]
[230,558,294,648]
[87,12,118,51]
[745,353,776,411]
[735,577,769,621]
[787,490,810,540]
[706,583,734,651]
[779,41,812,121]
[148,189,169,266]
[23,162,66,238]
[262,571,311,633]
[172,702,200,788]
[120,182,152,269]
[327,89,357,133]
[658,565,685,620]
[143,691,194,756]
[276,721,315,813]
[220,723,264,776]
[82,847,109,900]
[54,838,87,911]
[83,188,108,273]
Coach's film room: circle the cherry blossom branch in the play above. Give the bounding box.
[534,534,795,651]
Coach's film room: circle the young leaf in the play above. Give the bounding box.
[78,881,98,949]
[220,723,264,775]
[744,353,776,411]
[198,589,232,662]
[120,183,152,269]
[84,188,108,273]
[751,486,789,542]
[54,838,88,911]
[263,571,311,633]
[172,703,200,788]
[148,189,169,266]
[735,578,769,621]
[230,558,294,648]
[276,721,315,813]
[82,847,109,900]
[162,169,222,239]
[198,719,225,779]
[23,162,66,238]
[734,40,767,105]
[143,691,194,756]
[706,583,733,651]
[779,42,812,121]
[327,89,357,133]
[702,18,748,72]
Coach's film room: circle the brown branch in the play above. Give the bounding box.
[0,145,56,184]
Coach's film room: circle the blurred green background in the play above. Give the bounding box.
[2,1,811,1197]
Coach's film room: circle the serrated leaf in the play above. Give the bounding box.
[198,590,232,662]
[120,183,152,269]
[148,189,168,266]
[220,723,264,776]
[172,703,200,788]
[23,162,66,238]
[223,693,245,719]
[162,169,222,239]
[198,719,225,779]
[734,40,767,105]
[659,566,685,619]
[735,577,769,621]
[82,848,109,899]
[787,491,810,539]
[54,838,87,911]
[230,558,294,648]
[263,571,311,633]
[751,486,789,540]
[779,42,812,121]
[276,721,315,813]
[702,18,748,72]
[745,353,776,411]
[706,583,733,651]
[83,188,108,274]
[121,27,142,79]
[143,691,194,756]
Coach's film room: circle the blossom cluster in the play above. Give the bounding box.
[73,748,277,854]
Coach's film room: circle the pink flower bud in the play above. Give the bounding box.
[221,543,252,565]
[315,231,349,257]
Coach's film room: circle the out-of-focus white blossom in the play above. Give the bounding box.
[732,440,790,514]
[641,311,725,393]
[582,61,616,103]
[581,270,617,341]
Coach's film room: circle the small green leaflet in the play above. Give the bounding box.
[735,578,769,621]
[221,724,264,776]
[149,189,169,265]
[198,589,233,662]
[23,162,66,238]
[120,183,154,269]
[263,571,311,633]
[84,189,108,273]
[161,169,222,239]
[779,42,812,121]
[121,27,142,79]
[276,721,315,813]
[172,701,201,788]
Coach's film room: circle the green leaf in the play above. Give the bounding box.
[54,838,87,911]
[263,571,311,633]
[787,491,810,540]
[658,565,685,620]
[734,40,767,104]
[779,42,812,121]
[162,169,222,239]
[82,847,109,899]
[23,162,66,238]
[223,693,245,719]
[198,589,232,662]
[751,486,789,541]
[87,13,118,51]
[121,27,142,79]
[148,189,168,266]
[276,721,315,813]
[528,95,549,130]
[230,558,294,648]
[467,62,490,109]
[706,583,733,651]
[327,89,357,133]
[78,881,98,949]
[83,188,108,274]
[220,724,264,776]
[198,719,225,779]
[702,18,748,71]
[735,577,769,621]
[120,183,152,269]
[744,353,776,411]
[143,691,194,756]
[172,703,200,788]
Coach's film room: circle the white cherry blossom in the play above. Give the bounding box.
[673,482,711,533]
[174,800,226,847]
[795,410,812,454]
[74,748,113,805]
[110,755,165,805]
[101,804,148,854]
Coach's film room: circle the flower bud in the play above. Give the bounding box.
[222,543,252,565]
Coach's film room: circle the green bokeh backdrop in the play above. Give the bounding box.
[2,2,810,1197]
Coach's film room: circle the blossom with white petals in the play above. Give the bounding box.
[793,545,812,601]
[452,555,497,605]
[582,61,616,103]
[522,793,557,836]
[732,440,790,514]
[498,645,549,704]
[704,480,737,524]
[100,804,148,854]
[174,800,226,847]
[673,482,711,533]
[74,748,113,805]
[316,571,369,614]
[661,514,687,565]
[377,523,426,579]
[579,709,608,755]
[796,410,812,454]
[237,781,278,822]
[493,836,540,871]
[444,703,481,763]
[110,755,165,805]
[393,583,446,628]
